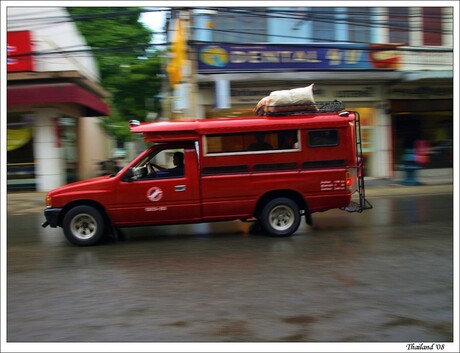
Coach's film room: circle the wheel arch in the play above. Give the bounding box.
[254,189,309,219]
[58,200,111,228]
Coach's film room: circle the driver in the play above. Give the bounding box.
[148,152,184,177]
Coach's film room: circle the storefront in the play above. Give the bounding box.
[388,84,453,170]
[7,26,110,192]
[7,82,110,191]
[199,82,389,178]
[192,43,401,178]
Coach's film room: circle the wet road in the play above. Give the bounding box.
[7,194,453,344]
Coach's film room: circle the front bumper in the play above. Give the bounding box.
[42,207,62,228]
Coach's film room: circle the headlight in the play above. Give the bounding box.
[45,194,52,207]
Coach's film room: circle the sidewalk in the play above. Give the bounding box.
[364,179,453,197]
[365,170,453,197]
[5,173,454,216]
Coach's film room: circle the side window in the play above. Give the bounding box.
[205,130,299,155]
[308,130,339,147]
[132,148,185,180]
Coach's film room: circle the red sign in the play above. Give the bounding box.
[7,31,35,72]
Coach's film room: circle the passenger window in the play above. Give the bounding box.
[308,130,339,147]
[205,130,299,155]
[248,133,273,151]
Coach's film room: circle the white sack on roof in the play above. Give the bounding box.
[254,84,317,115]
[267,84,316,106]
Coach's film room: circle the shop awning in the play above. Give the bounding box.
[402,70,453,82]
[197,70,404,83]
[7,83,110,117]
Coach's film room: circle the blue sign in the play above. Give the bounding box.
[196,43,401,72]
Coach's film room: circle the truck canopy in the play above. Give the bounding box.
[130,113,355,143]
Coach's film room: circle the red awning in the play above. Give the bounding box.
[7,83,110,117]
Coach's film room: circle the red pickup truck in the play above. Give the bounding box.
[42,107,371,246]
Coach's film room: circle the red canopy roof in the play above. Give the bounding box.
[8,83,110,117]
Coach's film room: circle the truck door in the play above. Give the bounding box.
[112,145,201,226]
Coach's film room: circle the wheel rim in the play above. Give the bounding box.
[268,205,295,231]
[70,213,98,240]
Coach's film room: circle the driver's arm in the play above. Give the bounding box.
[151,163,166,171]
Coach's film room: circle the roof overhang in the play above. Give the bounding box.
[401,70,453,82]
[7,82,110,117]
[197,70,404,83]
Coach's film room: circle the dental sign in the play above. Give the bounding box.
[7,31,35,72]
[196,43,400,72]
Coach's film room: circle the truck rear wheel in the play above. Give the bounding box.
[63,205,105,246]
[260,197,301,237]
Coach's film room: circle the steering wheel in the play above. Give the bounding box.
[146,162,157,177]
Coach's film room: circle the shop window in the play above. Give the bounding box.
[392,110,453,169]
[349,107,376,154]
[59,116,78,183]
[213,8,267,42]
[311,7,336,42]
[389,7,409,44]
[7,113,36,190]
[348,8,371,43]
[423,8,443,46]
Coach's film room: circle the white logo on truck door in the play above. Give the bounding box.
[147,187,163,202]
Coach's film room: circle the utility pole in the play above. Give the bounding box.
[166,8,200,120]
[181,8,200,119]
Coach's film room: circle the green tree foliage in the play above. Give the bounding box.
[68,7,164,142]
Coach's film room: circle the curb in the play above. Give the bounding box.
[365,183,453,197]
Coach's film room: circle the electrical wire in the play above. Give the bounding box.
[197,7,450,34]
[6,7,453,69]
[7,27,451,61]
[191,27,452,51]
[7,7,451,53]
[7,6,451,35]
[7,7,170,30]
[7,41,452,70]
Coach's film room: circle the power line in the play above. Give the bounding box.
[7,7,170,30]
[7,41,452,69]
[7,10,453,59]
[7,6,451,35]
[7,7,452,55]
[197,7,450,34]
[6,7,453,68]
[191,27,453,49]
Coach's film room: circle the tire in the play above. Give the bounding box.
[63,205,105,246]
[259,197,301,237]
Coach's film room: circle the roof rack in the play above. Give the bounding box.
[264,100,345,116]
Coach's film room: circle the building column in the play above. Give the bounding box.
[370,102,393,178]
[77,117,113,180]
[215,78,231,109]
[33,108,65,191]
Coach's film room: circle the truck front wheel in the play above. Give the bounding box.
[260,197,301,237]
[63,205,105,246]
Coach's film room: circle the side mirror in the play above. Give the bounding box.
[122,168,134,182]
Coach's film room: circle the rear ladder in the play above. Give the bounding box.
[344,111,373,213]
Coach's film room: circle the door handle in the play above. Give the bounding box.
[175,185,186,192]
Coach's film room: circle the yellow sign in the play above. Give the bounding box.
[7,127,32,151]
[166,19,187,86]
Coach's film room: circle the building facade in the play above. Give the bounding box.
[168,7,453,178]
[7,7,112,191]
